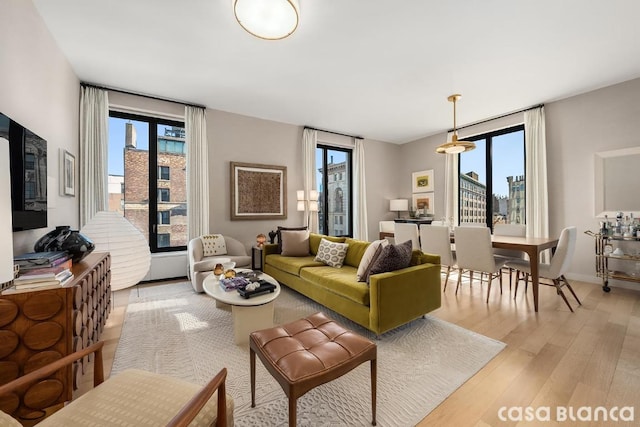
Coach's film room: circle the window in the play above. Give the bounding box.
[158,188,170,202]
[158,233,170,248]
[158,210,170,225]
[108,112,187,252]
[159,166,170,180]
[458,125,525,228]
[316,145,352,236]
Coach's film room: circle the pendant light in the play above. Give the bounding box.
[436,94,476,154]
[233,0,300,40]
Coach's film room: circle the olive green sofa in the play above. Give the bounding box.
[263,233,442,335]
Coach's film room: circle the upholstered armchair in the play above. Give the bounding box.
[0,341,233,426]
[188,235,251,292]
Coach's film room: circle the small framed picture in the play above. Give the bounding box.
[412,192,434,214]
[412,169,434,193]
[62,150,75,196]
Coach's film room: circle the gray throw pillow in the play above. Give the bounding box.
[366,239,413,283]
[314,238,349,268]
[276,226,307,253]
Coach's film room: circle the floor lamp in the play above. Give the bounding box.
[297,190,319,228]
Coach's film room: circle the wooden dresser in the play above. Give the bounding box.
[0,252,111,422]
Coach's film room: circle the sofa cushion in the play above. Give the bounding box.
[309,233,347,255]
[200,234,227,256]
[266,254,324,275]
[366,240,413,283]
[280,230,310,256]
[314,238,349,268]
[356,239,389,282]
[299,265,370,306]
[344,238,371,268]
[277,226,307,253]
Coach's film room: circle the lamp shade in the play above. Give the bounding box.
[297,201,306,211]
[390,199,409,212]
[233,0,299,40]
[0,139,14,284]
[81,211,151,291]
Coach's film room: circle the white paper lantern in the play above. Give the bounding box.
[81,211,151,291]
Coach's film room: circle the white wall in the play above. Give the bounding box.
[1,0,80,255]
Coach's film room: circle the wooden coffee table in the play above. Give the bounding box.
[203,270,281,344]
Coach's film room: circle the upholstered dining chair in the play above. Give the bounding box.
[379,220,396,243]
[508,226,581,312]
[420,225,456,290]
[394,222,420,250]
[493,223,527,290]
[454,226,508,303]
[0,342,233,427]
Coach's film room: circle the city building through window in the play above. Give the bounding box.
[316,145,352,236]
[108,112,187,252]
[458,125,525,228]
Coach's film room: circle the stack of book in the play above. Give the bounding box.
[4,251,74,293]
[219,277,249,292]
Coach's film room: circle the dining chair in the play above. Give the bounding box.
[394,222,420,250]
[454,226,508,303]
[493,223,527,290]
[379,220,396,243]
[420,225,456,290]
[507,226,581,312]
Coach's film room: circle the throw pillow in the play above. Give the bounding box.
[365,239,413,283]
[276,226,307,253]
[356,239,389,282]
[280,230,310,256]
[200,234,227,257]
[314,238,349,268]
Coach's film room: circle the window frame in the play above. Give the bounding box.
[317,144,353,237]
[109,110,186,253]
[457,124,526,229]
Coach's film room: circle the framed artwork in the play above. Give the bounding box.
[412,192,434,214]
[231,161,287,220]
[412,169,434,193]
[62,150,75,196]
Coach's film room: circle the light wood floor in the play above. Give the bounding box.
[84,275,640,427]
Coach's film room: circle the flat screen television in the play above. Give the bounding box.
[0,112,48,231]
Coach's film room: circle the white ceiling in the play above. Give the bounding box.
[33,0,640,144]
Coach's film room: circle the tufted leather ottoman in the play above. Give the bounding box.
[250,312,377,426]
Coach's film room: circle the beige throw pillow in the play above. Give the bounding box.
[314,238,349,268]
[280,230,310,256]
[356,239,389,282]
[200,234,227,257]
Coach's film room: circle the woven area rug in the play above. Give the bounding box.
[112,281,505,426]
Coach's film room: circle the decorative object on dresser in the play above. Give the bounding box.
[0,252,111,424]
[33,226,95,263]
[80,211,150,291]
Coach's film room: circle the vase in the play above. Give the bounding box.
[34,225,95,263]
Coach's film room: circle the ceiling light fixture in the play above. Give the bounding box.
[436,94,476,154]
[233,0,300,40]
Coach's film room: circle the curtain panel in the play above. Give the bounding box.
[185,106,210,239]
[79,86,109,227]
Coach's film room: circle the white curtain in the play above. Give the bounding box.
[524,106,549,240]
[79,86,109,227]
[185,106,209,239]
[444,132,459,227]
[353,138,368,240]
[302,128,318,232]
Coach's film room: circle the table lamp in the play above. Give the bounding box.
[390,199,408,219]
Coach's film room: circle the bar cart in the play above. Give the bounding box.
[586,230,640,292]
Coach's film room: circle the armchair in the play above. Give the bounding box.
[188,235,251,292]
[0,341,233,426]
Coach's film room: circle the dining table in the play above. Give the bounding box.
[380,229,559,312]
[490,235,559,312]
